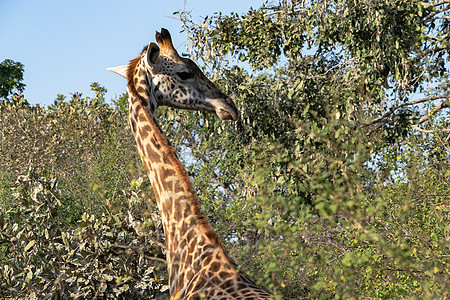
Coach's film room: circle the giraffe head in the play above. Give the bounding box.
[108,28,238,121]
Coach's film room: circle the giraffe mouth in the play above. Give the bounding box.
[207,98,239,121]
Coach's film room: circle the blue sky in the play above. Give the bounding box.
[0,0,262,106]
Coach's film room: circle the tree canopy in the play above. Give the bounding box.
[0,59,26,101]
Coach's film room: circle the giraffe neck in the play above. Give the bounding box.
[126,56,235,296]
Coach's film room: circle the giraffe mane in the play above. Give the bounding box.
[126,55,142,99]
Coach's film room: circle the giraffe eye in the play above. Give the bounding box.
[177,71,194,81]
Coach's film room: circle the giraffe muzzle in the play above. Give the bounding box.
[207,98,239,121]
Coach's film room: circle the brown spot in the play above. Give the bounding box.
[162,200,171,214]
[173,183,184,194]
[179,221,189,234]
[188,241,196,254]
[150,137,160,150]
[146,143,161,162]
[135,104,142,113]
[177,275,184,288]
[194,278,206,291]
[238,283,247,289]
[219,271,232,280]
[203,255,212,266]
[185,254,192,265]
[186,270,194,280]
[140,126,150,140]
[221,280,234,289]
[142,124,152,134]
[186,231,194,242]
[210,262,220,272]
[162,168,176,177]
[173,207,182,221]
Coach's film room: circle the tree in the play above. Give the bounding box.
[161,0,450,297]
[0,59,26,101]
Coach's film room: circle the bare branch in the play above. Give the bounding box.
[422,4,450,23]
[421,45,447,57]
[423,32,450,41]
[363,94,449,126]
[416,98,450,124]
[308,57,359,79]
[420,0,450,9]
[424,15,450,22]
[412,125,450,132]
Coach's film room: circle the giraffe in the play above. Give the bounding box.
[108,28,272,299]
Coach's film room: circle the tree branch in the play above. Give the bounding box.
[423,15,450,22]
[422,4,450,23]
[423,32,450,41]
[412,125,450,132]
[420,0,450,9]
[421,45,447,57]
[416,98,450,124]
[363,94,449,126]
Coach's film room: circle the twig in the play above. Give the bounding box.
[412,125,450,133]
[423,32,450,41]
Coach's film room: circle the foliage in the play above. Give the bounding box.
[0,174,168,299]
[179,0,449,139]
[0,59,26,101]
[168,0,450,298]
[0,84,140,218]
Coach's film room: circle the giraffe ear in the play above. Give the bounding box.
[147,42,160,65]
[106,65,128,79]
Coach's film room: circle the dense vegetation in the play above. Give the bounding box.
[1,0,449,298]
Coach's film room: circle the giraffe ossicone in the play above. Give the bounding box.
[108,28,272,299]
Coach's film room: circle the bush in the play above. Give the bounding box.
[0,174,168,299]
